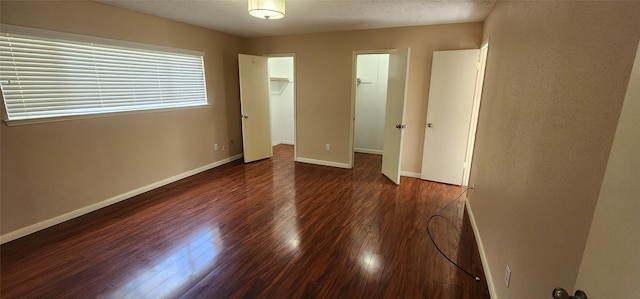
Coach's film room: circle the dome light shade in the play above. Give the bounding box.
[248,0,285,20]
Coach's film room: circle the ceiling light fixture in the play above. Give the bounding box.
[248,0,285,20]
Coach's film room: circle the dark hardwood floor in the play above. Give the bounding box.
[1,145,490,299]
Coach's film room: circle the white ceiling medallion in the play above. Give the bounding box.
[248,0,285,20]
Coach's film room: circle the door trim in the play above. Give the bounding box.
[462,39,490,187]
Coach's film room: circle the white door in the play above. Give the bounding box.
[239,54,272,163]
[381,48,410,185]
[420,49,480,185]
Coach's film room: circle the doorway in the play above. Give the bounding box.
[268,55,296,157]
[238,54,296,163]
[354,54,389,156]
[350,49,411,184]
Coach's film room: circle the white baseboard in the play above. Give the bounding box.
[0,153,244,245]
[354,148,383,155]
[465,199,496,299]
[400,171,421,178]
[272,140,295,146]
[295,157,351,169]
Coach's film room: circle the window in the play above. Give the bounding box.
[0,29,208,123]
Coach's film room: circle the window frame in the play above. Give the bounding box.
[0,24,209,126]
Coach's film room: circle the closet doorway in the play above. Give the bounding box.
[350,49,411,184]
[268,55,296,158]
[354,54,389,156]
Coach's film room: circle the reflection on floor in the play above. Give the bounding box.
[0,145,490,298]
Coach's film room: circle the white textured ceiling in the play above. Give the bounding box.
[93,0,495,38]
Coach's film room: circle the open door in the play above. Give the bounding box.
[238,54,272,163]
[420,49,480,185]
[381,48,410,184]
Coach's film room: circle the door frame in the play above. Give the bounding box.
[462,39,490,186]
[265,53,297,160]
[349,49,396,168]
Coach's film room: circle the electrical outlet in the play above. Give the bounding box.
[214,144,219,151]
[325,144,331,151]
[504,264,512,288]
[222,145,227,150]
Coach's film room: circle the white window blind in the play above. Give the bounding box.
[0,31,207,122]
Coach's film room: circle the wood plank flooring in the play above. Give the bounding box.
[1,145,490,298]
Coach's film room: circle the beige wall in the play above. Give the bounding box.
[575,41,640,298]
[0,0,243,236]
[467,2,640,298]
[243,23,484,170]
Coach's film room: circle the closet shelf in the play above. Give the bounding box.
[270,77,291,95]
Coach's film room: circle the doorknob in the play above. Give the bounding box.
[242,114,249,119]
[552,288,587,299]
[395,124,407,129]
[427,123,433,128]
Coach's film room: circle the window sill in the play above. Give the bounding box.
[3,104,211,127]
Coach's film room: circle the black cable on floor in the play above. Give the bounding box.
[426,187,481,281]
